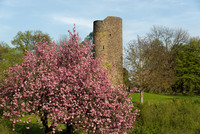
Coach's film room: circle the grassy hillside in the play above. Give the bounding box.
[131,92,200,104]
[129,92,200,134]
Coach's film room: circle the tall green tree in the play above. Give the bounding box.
[174,37,200,93]
[11,30,51,54]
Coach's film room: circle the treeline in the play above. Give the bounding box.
[124,25,200,96]
[0,30,52,82]
[0,30,87,83]
[1,26,200,96]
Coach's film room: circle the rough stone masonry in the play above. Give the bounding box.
[93,16,123,86]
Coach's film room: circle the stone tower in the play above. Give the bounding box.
[93,16,123,86]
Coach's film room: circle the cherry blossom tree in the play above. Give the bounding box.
[0,27,139,134]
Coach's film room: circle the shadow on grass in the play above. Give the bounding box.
[1,118,68,134]
[15,122,44,134]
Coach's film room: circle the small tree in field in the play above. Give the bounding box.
[0,27,138,134]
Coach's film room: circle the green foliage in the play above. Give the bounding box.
[83,32,94,53]
[0,42,24,82]
[11,30,51,53]
[0,118,11,134]
[174,37,200,93]
[104,62,112,71]
[129,99,200,134]
[123,68,132,90]
[84,32,93,43]
[0,42,10,61]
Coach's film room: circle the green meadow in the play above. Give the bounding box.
[131,92,200,104]
[129,92,200,134]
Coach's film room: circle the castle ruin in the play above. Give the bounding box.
[93,16,123,86]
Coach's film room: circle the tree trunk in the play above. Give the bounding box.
[66,124,74,134]
[140,90,144,104]
[41,113,53,134]
[44,128,53,134]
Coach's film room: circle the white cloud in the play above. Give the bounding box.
[53,15,93,28]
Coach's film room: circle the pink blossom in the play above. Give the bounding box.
[130,87,138,93]
[0,26,138,134]
[26,127,30,129]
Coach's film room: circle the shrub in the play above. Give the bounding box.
[129,99,200,134]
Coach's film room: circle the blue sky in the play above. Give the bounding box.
[0,0,200,48]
